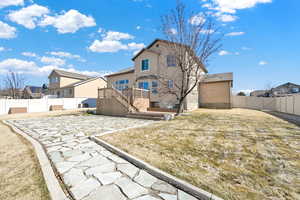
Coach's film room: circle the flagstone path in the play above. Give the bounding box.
[7,115,197,200]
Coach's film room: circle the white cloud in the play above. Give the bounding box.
[259,61,267,65]
[212,0,272,14]
[225,31,245,36]
[103,31,134,41]
[0,0,24,9]
[22,52,38,57]
[241,46,252,50]
[0,58,38,74]
[200,29,214,34]
[168,28,177,35]
[48,51,86,62]
[89,30,144,53]
[89,40,128,53]
[136,26,141,30]
[190,14,206,25]
[0,47,5,52]
[217,14,237,22]
[0,58,108,77]
[40,56,65,66]
[8,4,49,29]
[218,50,230,56]
[39,9,96,34]
[0,21,17,39]
[127,42,145,50]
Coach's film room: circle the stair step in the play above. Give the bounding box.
[126,112,175,121]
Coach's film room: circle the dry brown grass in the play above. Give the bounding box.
[0,122,50,200]
[101,109,300,200]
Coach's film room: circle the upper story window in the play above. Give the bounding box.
[167,80,174,89]
[50,77,59,84]
[138,81,149,90]
[167,55,176,67]
[141,59,149,71]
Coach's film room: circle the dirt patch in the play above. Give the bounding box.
[100,109,300,200]
[0,122,50,200]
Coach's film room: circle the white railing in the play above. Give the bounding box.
[0,97,97,115]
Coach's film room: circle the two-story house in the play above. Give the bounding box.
[48,69,107,98]
[106,39,212,110]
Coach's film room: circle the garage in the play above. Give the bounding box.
[199,72,233,109]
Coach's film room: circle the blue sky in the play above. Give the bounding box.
[0,0,299,94]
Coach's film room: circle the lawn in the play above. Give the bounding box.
[100,109,300,200]
[0,122,50,200]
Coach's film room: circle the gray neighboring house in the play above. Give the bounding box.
[251,82,300,97]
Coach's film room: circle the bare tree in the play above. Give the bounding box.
[4,71,26,99]
[160,0,222,114]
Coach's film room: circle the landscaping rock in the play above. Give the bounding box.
[134,170,158,187]
[115,177,149,199]
[117,163,139,179]
[70,178,101,200]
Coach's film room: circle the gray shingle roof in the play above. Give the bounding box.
[202,72,233,83]
[52,69,93,80]
[105,67,135,77]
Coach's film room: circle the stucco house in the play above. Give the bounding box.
[251,82,300,97]
[48,69,107,98]
[22,86,43,99]
[104,39,232,112]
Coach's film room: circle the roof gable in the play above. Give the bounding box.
[132,39,208,73]
[48,69,93,80]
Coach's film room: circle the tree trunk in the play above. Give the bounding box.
[176,98,185,115]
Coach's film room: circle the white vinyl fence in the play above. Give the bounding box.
[0,98,96,115]
[232,94,300,116]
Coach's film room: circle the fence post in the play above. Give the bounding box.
[293,95,295,115]
[285,96,287,113]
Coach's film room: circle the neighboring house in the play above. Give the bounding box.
[105,39,232,110]
[48,69,107,98]
[251,82,300,97]
[250,90,267,97]
[23,86,43,99]
[271,82,300,96]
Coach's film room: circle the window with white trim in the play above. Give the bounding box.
[167,80,174,88]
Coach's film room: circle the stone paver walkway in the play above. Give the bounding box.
[8,115,197,200]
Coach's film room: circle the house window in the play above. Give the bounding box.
[141,59,149,71]
[152,81,158,94]
[69,89,73,95]
[114,79,129,91]
[138,81,149,90]
[50,77,59,83]
[152,88,158,94]
[292,88,299,93]
[167,55,176,67]
[152,81,158,88]
[168,80,174,88]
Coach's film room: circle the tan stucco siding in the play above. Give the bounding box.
[74,78,107,98]
[60,77,82,88]
[199,81,232,109]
